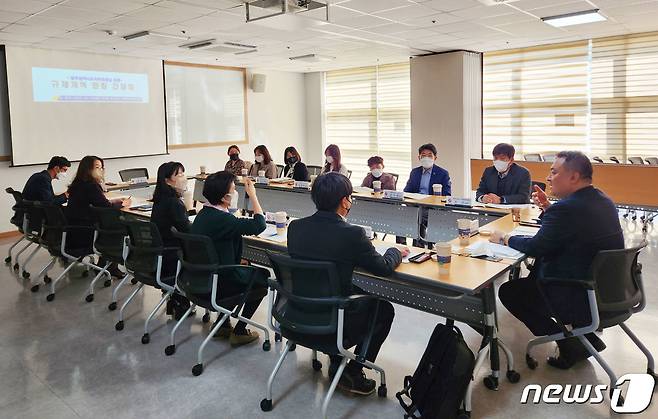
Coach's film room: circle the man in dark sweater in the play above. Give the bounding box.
[22,156,71,204]
[287,172,409,396]
[476,143,531,204]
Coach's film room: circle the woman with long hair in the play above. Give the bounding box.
[321,144,349,176]
[282,146,309,181]
[247,144,277,178]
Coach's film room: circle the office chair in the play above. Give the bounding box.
[524,153,542,162]
[307,165,323,176]
[609,156,620,164]
[542,153,556,163]
[86,206,128,304]
[261,252,387,418]
[276,164,284,178]
[592,156,604,163]
[628,156,645,165]
[389,173,399,189]
[346,170,352,179]
[5,188,29,269]
[119,168,149,182]
[168,229,270,376]
[645,157,658,165]
[525,244,656,404]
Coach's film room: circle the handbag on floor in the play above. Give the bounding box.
[396,323,475,419]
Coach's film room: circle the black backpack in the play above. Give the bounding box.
[396,323,475,419]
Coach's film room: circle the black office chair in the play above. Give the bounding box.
[168,229,270,376]
[307,165,323,176]
[531,181,546,191]
[276,164,284,178]
[119,168,149,182]
[525,244,656,403]
[628,156,645,165]
[260,252,387,417]
[18,200,47,281]
[542,153,556,163]
[37,202,105,302]
[5,188,29,269]
[592,156,604,163]
[645,157,658,165]
[389,173,399,189]
[346,170,352,179]
[524,153,542,162]
[609,156,620,164]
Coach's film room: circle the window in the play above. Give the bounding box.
[483,31,658,161]
[324,63,411,187]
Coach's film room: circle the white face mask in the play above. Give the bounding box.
[224,190,239,208]
[173,176,187,194]
[493,160,510,173]
[420,157,434,169]
[93,168,104,182]
[55,171,67,180]
[255,155,264,164]
[371,169,383,178]
[325,155,334,164]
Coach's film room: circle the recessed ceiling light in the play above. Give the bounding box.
[123,30,188,41]
[541,9,606,27]
[289,53,334,62]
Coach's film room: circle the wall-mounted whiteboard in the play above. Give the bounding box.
[164,62,247,148]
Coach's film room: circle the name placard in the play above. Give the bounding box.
[383,190,404,200]
[256,176,269,185]
[293,181,311,189]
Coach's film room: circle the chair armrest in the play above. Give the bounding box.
[267,279,347,306]
[338,294,384,309]
[540,277,595,290]
[62,225,95,232]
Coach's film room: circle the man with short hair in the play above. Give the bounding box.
[287,172,409,396]
[22,156,71,204]
[476,143,531,204]
[490,151,624,369]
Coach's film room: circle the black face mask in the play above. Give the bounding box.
[286,157,297,165]
[229,154,239,161]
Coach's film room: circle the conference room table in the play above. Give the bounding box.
[114,186,542,417]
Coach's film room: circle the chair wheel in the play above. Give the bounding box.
[13,263,19,271]
[108,302,117,311]
[289,343,296,352]
[131,278,138,285]
[262,340,271,351]
[115,321,124,331]
[192,363,204,376]
[312,359,322,371]
[103,279,111,287]
[506,370,520,383]
[457,410,471,419]
[22,271,30,279]
[85,294,94,303]
[483,375,498,391]
[260,398,272,412]
[4,256,11,264]
[202,313,211,323]
[275,333,282,342]
[525,354,538,370]
[30,284,39,293]
[44,275,52,284]
[46,293,55,302]
[165,345,176,356]
[141,334,150,344]
[377,384,387,398]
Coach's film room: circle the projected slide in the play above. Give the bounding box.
[32,67,149,103]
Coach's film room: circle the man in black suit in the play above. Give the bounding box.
[490,151,624,369]
[22,156,71,204]
[476,143,531,204]
[287,172,409,396]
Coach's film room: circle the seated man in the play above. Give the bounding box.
[490,151,624,369]
[22,156,71,204]
[287,172,409,396]
[361,156,397,190]
[403,143,451,247]
[476,143,531,204]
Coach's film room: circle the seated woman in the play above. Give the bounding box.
[282,146,309,181]
[150,161,192,319]
[361,156,397,190]
[247,144,277,178]
[66,155,130,277]
[223,144,250,177]
[191,172,267,347]
[321,144,349,177]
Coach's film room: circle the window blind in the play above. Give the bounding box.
[324,63,411,187]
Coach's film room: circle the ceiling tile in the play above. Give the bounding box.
[339,0,412,14]
[0,0,54,15]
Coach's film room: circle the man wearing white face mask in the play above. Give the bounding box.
[361,156,397,190]
[22,156,71,204]
[476,143,531,204]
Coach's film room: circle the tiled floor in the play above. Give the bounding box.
[1,217,657,419]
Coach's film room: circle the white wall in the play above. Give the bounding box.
[304,72,325,167]
[0,68,307,232]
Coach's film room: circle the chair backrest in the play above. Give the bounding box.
[524,153,542,162]
[171,229,220,295]
[645,157,658,165]
[276,164,284,178]
[267,252,343,335]
[119,168,149,182]
[37,202,67,251]
[90,206,127,255]
[21,200,45,238]
[592,156,604,163]
[123,219,164,278]
[346,170,352,179]
[389,172,399,188]
[6,187,24,227]
[609,156,620,163]
[307,165,323,176]
[628,156,645,165]
[531,181,546,191]
[542,153,556,163]
[590,243,646,316]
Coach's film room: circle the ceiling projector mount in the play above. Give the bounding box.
[244,0,329,23]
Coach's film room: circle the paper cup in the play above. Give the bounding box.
[241,168,248,176]
[275,211,287,235]
[432,183,443,196]
[511,208,521,222]
[457,219,471,246]
[200,165,206,174]
[373,180,382,193]
[258,170,266,177]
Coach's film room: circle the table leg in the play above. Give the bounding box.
[482,285,500,391]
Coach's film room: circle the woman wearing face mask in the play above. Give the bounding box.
[224,145,250,176]
[321,144,349,176]
[247,144,277,179]
[282,146,309,181]
[361,155,397,190]
[150,161,193,319]
[66,156,131,276]
[190,172,268,347]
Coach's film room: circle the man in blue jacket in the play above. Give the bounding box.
[14,156,71,226]
[403,143,451,247]
[490,151,623,369]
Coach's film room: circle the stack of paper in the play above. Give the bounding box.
[257,224,287,243]
[510,226,539,237]
[373,243,420,263]
[404,192,431,201]
[465,241,524,260]
[353,186,373,194]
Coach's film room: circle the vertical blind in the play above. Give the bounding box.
[484,31,658,161]
[324,62,411,186]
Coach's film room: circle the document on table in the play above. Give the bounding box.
[465,241,524,260]
[483,203,534,210]
[510,226,539,237]
[353,186,373,194]
[257,224,287,243]
[404,192,432,201]
[373,243,421,263]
